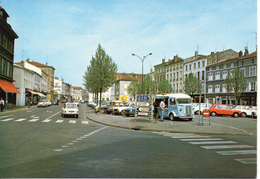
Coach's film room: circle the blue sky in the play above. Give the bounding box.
[1,0,257,88]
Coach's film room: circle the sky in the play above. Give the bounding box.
[1,0,257,88]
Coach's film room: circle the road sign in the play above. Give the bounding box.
[203,109,210,117]
[136,95,150,102]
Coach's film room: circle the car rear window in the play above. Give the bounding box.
[67,104,76,108]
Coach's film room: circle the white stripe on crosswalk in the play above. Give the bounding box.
[180,138,223,141]
[15,118,27,122]
[69,120,76,124]
[42,119,51,122]
[82,121,89,124]
[28,119,39,122]
[1,118,14,121]
[201,145,255,150]
[189,141,237,145]
[216,150,257,155]
[55,120,64,123]
[234,158,256,164]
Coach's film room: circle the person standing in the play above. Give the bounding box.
[0,98,4,112]
[159,98,166,122]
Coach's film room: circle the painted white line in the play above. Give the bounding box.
[15,118,27,122]
[67,143,74,145]
[46,111,61,120]
[189,141,237,145]
[42,119,51,122]
[72,140,78,142]
[216,150,257,155]
[234,158,256,164]
[0,115,11,119]
[1,118,14,121]
[69,120,76,124]
[180,138,223,141]
[28,119,39,122]
[62,145,69,148]
[54,149,63,152]
[172,135,211,139]
[55,120,64,123]
[82,121,89,124]
[76,138,82,140]
[201,145,255,150]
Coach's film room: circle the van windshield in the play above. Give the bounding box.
[176,98,191,104]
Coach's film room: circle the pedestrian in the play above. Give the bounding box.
[0,98,4,112]
[159,98,166,122]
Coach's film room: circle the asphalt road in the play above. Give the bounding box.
[0,103,256,178]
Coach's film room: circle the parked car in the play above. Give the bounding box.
[61,103,79,118]
[102,100,122,114]
[250,106,257,118]
[122,107,136,117]
[61,99,67,103]
[233,105,252,117]
[37,100,47,107]
[94,102,108,113]
[192,103,212,115]
[112,102,132,115]
[209,104,241,117]
[51,100,58,105]
[45,99,52,106]
[73,100,80,106]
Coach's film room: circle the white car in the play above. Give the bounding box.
[234,105,257,117]
[61,103,79,118]
[73,100,80,106]
[112,102,132,115]
[192,103,212,115]
[45,99,51,106]
[37,100,47,107]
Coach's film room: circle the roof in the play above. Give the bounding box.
[73,87,82,89]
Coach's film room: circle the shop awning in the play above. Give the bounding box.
[30,90,46,97]
[0,79,20,94]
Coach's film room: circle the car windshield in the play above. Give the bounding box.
[67,104,77,108]
[176,98,191,104]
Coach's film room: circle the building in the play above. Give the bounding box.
[71,87,83,100]
[0,6,20,106]
[206,50,257,105]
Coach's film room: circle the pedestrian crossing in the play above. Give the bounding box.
[154,132,256,165]
[0,116,89,125]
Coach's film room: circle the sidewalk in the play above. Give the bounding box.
[85,107,256,136]
[0,105,35,115]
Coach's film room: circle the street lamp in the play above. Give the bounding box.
[131,53,152,94]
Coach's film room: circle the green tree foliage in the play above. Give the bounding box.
[184,73,202,96]
[127,78,139,100]
[224,68,248,105]
[143,75,156,94]
[83,44,117,107]
[158,79,172,94]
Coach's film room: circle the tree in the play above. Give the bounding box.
[224,68,248,105]
[184,73,202,97]
[83,44,117,108]
[127,78,139,100]
[158,79,172,94]
[143,75,156,95]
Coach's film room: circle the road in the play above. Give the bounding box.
[0,104,256,178]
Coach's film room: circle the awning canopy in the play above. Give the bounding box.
[0,79,20,94]
[29,90,46,97]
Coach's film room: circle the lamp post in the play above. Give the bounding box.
[131,53,152,94]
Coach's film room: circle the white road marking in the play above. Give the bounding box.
[82,121,89,124]
[216,150,257,155]
[1,118,14,121]
[201,145,255,150]
[234,158,256,164]
[69,120,76,124]
[42,119,51,122]
[72,140,78,142]
[62,145,69,148]
[180,138,223,141]
[28,119,39,122]
[55,120,64,123]
[54,149,63,152]
[189,141,237,145]
[15,118,27,122]
[0,115,11,119]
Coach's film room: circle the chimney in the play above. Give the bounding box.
[244,47,249,56]
[195,51,198,60]
[162,59,165,63]
[239,51,243,57]
[26,58,29,62]
[46,62,48,65]
[174,54,178,62]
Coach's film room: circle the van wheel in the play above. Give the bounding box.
[169,113,174,121]
[240,112,246,117]
[233,113,239,118]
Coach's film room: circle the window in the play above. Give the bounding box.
[215,85,220,93]
[249,66,256,76]
[197,71,200,80]
[169,98,176,105]
[202,71,205,80]
[215,72,220,80]
[202,61,205,67]
[240,68,245,76]
[222,84,227,93]
[185,65,188,71]
[198,62,200,68]
[252,59,255,64]
[194,63,196,69]
[222,71,228,79]
[189,64,191,70]
[208,85,213,93]
[208,73,213,81]
[226,63,231,68]
[250,82,256,91]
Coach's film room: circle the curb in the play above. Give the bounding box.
[0,107,28,115]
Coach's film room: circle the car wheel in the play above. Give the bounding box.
[240,112,247,117]
[169,113,174,121]
[211,112,217,116]
[233,113,239,118]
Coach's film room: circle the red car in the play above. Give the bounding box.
[209,104,241,118]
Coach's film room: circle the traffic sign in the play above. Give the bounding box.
[136,95,150,102]
[203,110,210,117]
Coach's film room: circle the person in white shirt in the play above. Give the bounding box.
[159,99,166,122]
[0,98,4,112]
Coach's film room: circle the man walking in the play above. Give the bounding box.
[0,98,4,112]
[159,98,166,122]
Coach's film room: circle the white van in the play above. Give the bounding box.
[154,93,193,121]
